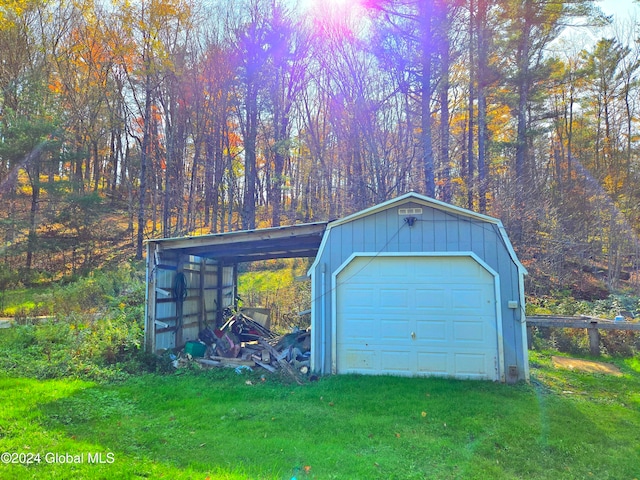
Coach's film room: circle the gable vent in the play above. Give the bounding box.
[398,207,423,215]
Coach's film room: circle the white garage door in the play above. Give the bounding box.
[335,255,499,380]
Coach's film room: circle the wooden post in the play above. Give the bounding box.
[216,261,224,327]
[199,257,206,332]
[175,256,185,349]
[144,242,158,353]
[588,321,600,356]
[526,326,533,349]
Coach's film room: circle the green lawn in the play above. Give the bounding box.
[1,352,639,479]
[0,286,50,317]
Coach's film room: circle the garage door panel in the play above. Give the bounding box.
[336,256,498,380]
[343,349,376,371]
[454,353,492,376]
[342,287,377,309]
[415,266,450,281]
[380,319,411,338]
[342,318,377,339]
[453,321,487,342]
[451,261,483,278]
[416,320,447,340]
[380,288,409,308]
[415,289,448,309]
[451,288,488,310]
[380,350,411,371]
[377,260,410,277]
[449,263,483,280]
[417,352,448,374]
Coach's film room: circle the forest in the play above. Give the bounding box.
[1,0,639,301]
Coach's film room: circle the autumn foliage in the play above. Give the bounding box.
[0,0,638,297]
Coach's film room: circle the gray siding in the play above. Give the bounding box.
[311,200,526,381]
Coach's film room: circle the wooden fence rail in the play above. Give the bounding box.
[526,315,640,356]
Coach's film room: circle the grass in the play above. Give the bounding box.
[0,286,51,317]
[238,259,310,331]
[1,352,639,479]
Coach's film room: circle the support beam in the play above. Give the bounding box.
[144,242,158,353]
[216,261,224,327]
[527,316,640,331]
[199,257,206,332]
[588,322,600,356]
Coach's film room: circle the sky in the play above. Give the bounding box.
[295,0,640,46]
[599,0,640,18]
[296,0,640,22]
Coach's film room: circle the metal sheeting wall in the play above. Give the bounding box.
[154,266,177,351]
[146,245,235,353]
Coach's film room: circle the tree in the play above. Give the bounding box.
[229,0,272,229]
[499,0,597,241]
[264,4,309,226]
[0,0,61,273]
[475,0,491,212]
[109,0,193,257]
[366,0,438,197]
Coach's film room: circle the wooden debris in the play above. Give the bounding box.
[192,312,312,379]
[259,338,304,385]
[261,349,271,363]
[254,360,277,373]
[196,358,222,368]
[208,355,255,367]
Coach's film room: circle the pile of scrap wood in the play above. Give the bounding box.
[186,313,311,383]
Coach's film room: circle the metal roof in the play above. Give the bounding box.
[147,222,329,263]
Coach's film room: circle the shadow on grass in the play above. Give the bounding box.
[1,358,639,480]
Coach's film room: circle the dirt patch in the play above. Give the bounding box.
[552,356,623,376]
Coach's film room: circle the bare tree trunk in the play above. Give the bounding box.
[465,0,476,210]
[186,134,202,233]
[75,136,84,192]
[92,139,100,192]
[477,0,488,213]
[163,112,173,238]
[420,0,435,197]
[512,0,533,242]
[241,82,258,230]
[136,77,153,259]
[271,120,288,227]
[437,0,451,203]
[25,161,41,271]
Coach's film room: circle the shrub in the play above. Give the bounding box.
[33,262,145,316]
[531,325,640,357]
[600,330,640,357]
[528,292,640,357]
[0,264,153,381]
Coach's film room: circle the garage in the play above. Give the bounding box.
[308,192,528,383]
[144,191,528,383]
[334,255,502,380]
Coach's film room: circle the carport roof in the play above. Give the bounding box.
[147,222,329,263]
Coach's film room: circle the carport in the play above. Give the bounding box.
[143,222,327,353]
